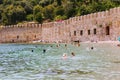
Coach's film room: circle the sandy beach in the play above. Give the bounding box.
[82,40,120,44]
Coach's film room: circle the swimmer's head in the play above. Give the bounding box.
[91,47,94,50]
[71,52,75,56]
[63,53,67,57]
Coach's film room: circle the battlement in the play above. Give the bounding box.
[0,7,120,43]
[1,7,120,29]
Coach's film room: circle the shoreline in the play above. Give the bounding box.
[0,40,120,44]
[81,41,120,44]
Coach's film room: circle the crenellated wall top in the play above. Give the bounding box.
[52,6,120,26]
[1,7,120,29]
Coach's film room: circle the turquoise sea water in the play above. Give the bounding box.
[0,43,120,80]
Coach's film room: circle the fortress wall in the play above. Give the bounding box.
[46,22,54,42]
[41,23,48,42]
[53,21,68,43]
[47,22,54,42]
[68,7,120,42]
[41,22,55,42]
[24,23,42,42]
[0,27,26,42]
[0,7,120,43]
[64,23,72,43]
[108,7,120,41]
[0,23,42,43]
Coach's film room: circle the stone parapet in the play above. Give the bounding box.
[0,7,120,43]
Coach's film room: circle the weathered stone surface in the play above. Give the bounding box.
[0,7,120,43]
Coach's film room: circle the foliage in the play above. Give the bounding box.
[54,15,66,21]
[0,0,119,25]
[35,12,43,23]
[43,5,54,21]
[54,6,64,16]
[26,14,33,21]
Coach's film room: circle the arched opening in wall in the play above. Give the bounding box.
[74,31,76,36]
[17,35,19,39]
[88,30,90,35]
[94,28,96,35]
[106,26,110,35]
[80,30,83,36]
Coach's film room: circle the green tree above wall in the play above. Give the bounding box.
[0,0,119,25]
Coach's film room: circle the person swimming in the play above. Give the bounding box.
[31,50,34,52]
[65,44,67,47]
[62,53,67,59]
[71,52,75,56]
[91,47,94,50]
[43,49,46,53]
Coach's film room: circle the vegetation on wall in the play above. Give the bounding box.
[0,0,119,25]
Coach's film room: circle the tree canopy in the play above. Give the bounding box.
[0,0,119,25]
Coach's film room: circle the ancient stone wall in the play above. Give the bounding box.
[0,23,42,43]
[0,7,120,43]
[69,7,120,42]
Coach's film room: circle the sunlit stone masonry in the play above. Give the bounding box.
[0,7,120,43]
